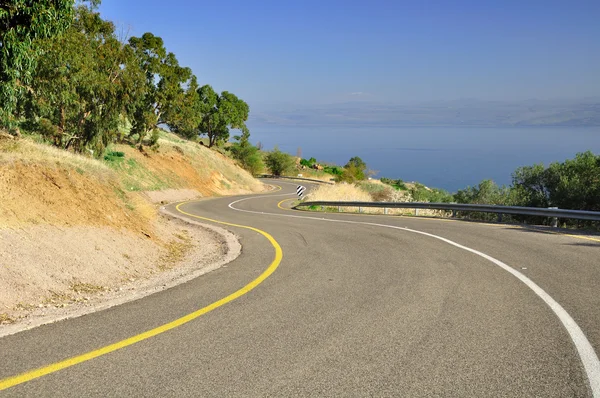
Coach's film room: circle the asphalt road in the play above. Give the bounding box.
[1,180,599,397]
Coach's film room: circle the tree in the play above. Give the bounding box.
[128,32,192,148]
[511,151,600,211]
[264,147,295,176]
[165,74,201,139]
[454,179,511,205]
[0,0,74,130]
[230,128,263,175]
[338,156,367,182]
[511,163,550,208]
[547,151,600,211]
[25,3,143,155]
[197,85,249,148]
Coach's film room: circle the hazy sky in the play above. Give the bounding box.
[99,0,600,110]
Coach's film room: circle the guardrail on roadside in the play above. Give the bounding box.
[293,201,600,227]
[257,174,335,185]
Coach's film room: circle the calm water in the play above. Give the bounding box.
[246,125,600,192]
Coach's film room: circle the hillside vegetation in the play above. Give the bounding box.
[0,131,263,325]
[297,151,600,228]
[0,131,262,228]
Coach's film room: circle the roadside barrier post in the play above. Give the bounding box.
[549,207,558,228]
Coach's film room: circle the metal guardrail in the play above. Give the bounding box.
[293,201,600,226]
[258,175,335,185]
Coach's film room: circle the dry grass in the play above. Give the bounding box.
[0,313,15,325]
[43,290,75,306]
[307,183,373,202]
[304,181,442,216]
[71,282,107,295]
[0,139,111,178]
[158,230,194,271]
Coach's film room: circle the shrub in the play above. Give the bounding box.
[104,151,125,162]
[380,177,408,190]
[264,147,295,176]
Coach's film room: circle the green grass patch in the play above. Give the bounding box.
[380,177,408,190]
[109,157,171,191]
[103,151,125,162]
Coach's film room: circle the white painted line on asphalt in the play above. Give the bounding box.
[229,188,600,397]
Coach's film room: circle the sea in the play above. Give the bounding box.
[246,125,600,192]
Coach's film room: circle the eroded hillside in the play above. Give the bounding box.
[0,132,264,327]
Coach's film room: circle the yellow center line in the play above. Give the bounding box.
[277,198,296,210]
[0,201,283,391]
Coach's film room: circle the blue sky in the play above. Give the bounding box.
[99,0,600,110]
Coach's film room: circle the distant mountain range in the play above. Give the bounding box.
[249,98,600,127]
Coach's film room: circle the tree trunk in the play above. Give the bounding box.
[207,123,214,147]
[59,106,66,133]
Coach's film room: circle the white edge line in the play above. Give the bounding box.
[227,185,600,397]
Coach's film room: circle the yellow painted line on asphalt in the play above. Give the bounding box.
[277,198,296,210]
[266,184,282,193]
[0,202,283,392]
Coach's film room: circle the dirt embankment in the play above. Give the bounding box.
[0,133,264,330]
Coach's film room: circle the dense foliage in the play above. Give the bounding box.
[380,177,407,190]
[1,1,251,157]
[264,147,295,176]
[454,151,600,225]
[230,129,263,175]
[0,0,75,130]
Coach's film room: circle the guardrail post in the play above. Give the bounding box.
[452,210,456,218]
[497,213,503,223]
[338,206,341,213]
[549,207,558,228]
[384,208,388,215]
[415,209,420,216]
[358,206,362,213]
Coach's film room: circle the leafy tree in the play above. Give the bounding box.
[166,75,201,139]
[454,179,512,220]
[344,156,367,181]
[230,128,263,175]
[547,151,600,211]
[264,147,295,176]
[336,156,367,182]
[25,3,142,155]
[197,85,249,148]
[0,0,74,130]
[454,179,511,205]
[511,151,600,212]
[323,165,343,176]
[510,163,550,208]
[128,32,191,149]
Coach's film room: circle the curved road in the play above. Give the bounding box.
[1,180,599,397]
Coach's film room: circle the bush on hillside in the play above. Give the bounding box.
[264,147,295,176]
[410,183,453,203]
[300,157,317,168]
[230,130,264,175]
[380,177,408,190]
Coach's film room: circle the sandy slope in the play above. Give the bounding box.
[0,133,262,329]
